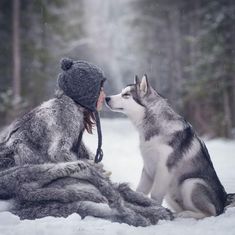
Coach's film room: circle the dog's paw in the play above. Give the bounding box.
[176,211,194,218]
[176,210,205,219]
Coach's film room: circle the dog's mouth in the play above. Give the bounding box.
[107,106,124,111]
[105,97,124,112]
[105,102,124,111]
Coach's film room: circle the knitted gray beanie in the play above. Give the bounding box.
[57,58,106,163]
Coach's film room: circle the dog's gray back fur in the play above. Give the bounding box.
[0,90,173,226]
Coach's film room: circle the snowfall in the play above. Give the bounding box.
[0,119,234,235]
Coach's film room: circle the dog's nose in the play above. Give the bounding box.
[105,97,111,103]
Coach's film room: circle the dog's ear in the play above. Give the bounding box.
[134,75,140,85]
[140,74,150,94]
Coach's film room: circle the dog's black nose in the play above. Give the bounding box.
[105,97,111,103]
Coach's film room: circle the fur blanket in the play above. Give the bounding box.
[0,161,173,226]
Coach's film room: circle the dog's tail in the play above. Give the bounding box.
[226,193,235,208]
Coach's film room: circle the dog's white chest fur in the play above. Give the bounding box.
[140,136,173,178]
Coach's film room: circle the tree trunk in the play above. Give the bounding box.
[12,0,21,104]
[223,85,232,138]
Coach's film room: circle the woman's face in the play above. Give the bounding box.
[96,87,106,111]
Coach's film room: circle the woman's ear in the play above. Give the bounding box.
[140,74,150,95]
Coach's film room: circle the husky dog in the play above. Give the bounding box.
[0,88,172,226]
[106,75,235,219]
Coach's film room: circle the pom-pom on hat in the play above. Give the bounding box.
[57,58,106,163]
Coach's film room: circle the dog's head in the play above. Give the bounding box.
[105,75,162,121]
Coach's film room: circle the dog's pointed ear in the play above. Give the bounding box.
[140,74,150,94]
[134,75,140,85]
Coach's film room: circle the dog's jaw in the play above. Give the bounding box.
[105,101,124,112]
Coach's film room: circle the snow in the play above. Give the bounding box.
[0,118,235,235]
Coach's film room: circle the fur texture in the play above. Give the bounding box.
[106,75,234,219]
[0,90,90,166]
[0,90,173,226]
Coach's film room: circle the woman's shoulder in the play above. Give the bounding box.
[35,96,83,124]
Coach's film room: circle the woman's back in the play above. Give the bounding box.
[0,93,84,166]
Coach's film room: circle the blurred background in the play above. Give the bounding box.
[0,0,235,138]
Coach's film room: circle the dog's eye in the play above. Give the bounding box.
[122,93,131,99]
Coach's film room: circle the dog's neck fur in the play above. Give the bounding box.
[131,98,183,142]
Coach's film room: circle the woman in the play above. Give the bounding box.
[0,58,106,167]
[0,58,172,226]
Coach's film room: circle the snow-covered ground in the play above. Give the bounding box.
[0,118,235,235]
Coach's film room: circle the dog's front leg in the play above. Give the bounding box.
[136,168,153,195]
[150,168,171,205]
